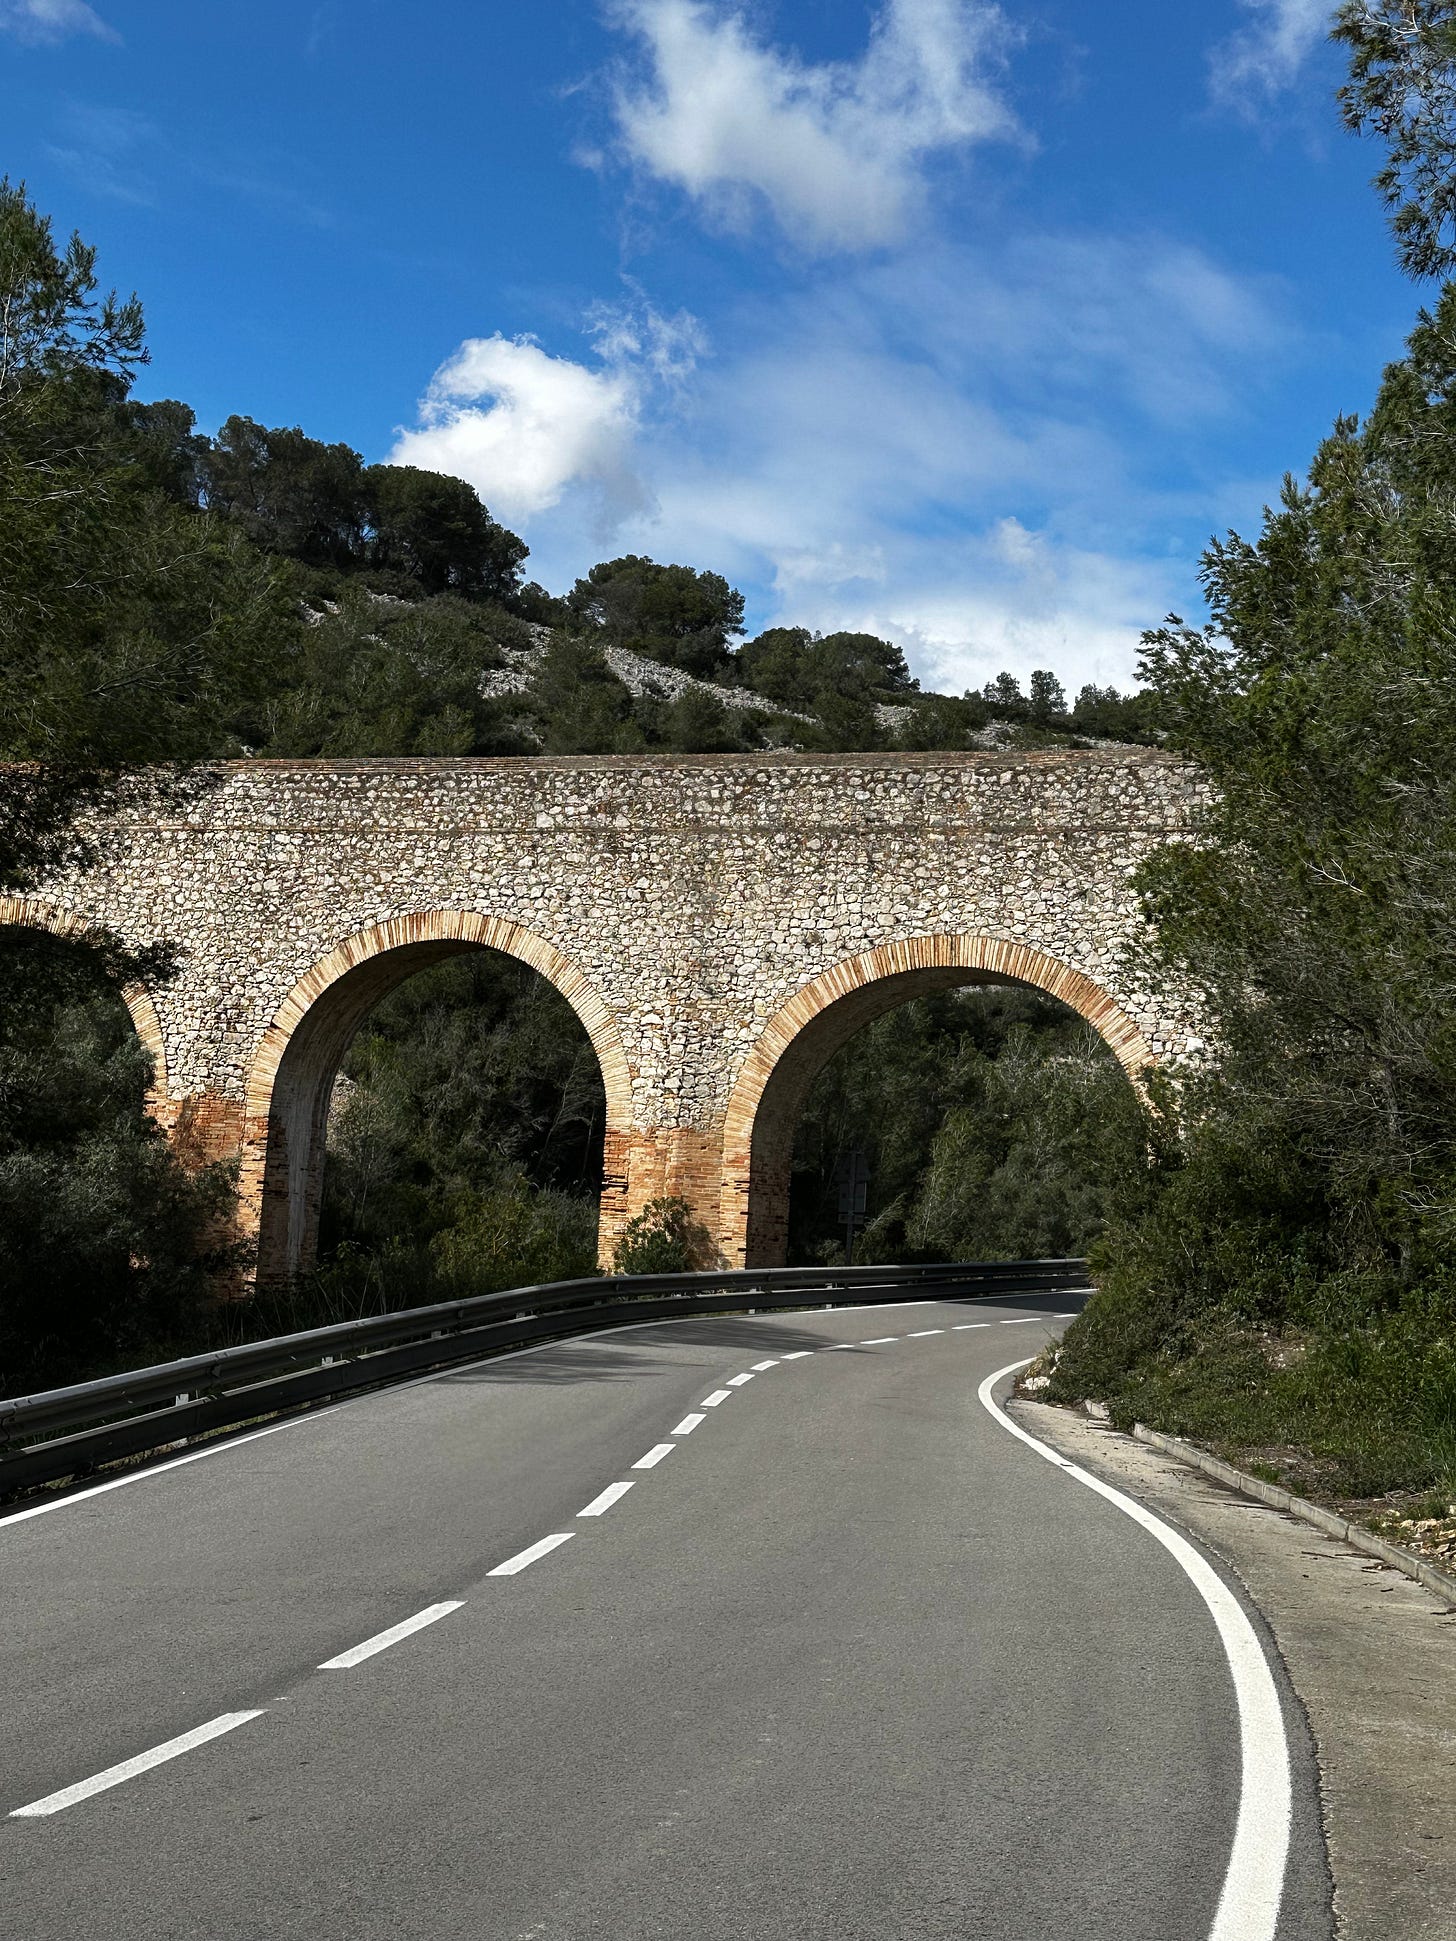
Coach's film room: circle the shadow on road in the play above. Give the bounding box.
[430,1291,1083,1389]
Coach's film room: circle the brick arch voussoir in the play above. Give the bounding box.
[242,909,633,1130]
[721,933,1153,1179]
[0,893,170,1100]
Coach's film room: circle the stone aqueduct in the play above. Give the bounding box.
[4,750,1207,1281]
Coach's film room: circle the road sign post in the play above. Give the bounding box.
[835,1149,871,1265]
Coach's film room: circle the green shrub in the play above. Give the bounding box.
[613,1196,715,1274]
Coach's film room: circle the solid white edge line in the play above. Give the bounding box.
[487,1531,574,1576]
[632,1443,676,1469]
[672,1413,706,1435]
[318,1600,463,1670]
[978,1360,1291,1941]
[10,1710,266,1817]
[578,1479,635,1517]
[0,1418,304,1528]
[700,1389,733,1406]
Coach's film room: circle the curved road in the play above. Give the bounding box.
[2,1292,1331,1939]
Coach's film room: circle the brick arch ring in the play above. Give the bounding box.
[242,909,635,1131]
[0,893,170,1100]
[718,934,1154,1263]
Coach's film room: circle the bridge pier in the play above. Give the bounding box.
[605,1125,729,1266]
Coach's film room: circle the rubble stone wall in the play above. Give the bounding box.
[4,750,1208,1275]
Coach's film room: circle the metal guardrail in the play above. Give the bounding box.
[0,1257,1091,1498]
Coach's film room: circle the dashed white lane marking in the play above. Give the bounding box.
[859,1336,899,1344]
[488,1532,574,1576]
[953,1323,991,1330]
[633,1443,676,1469]
[700,1389,733,1406]
[750,1359,780,1371]
[578,1480,635,1517]
[1000,1316,1042,1325]
[10,1711,265,1818]
[979,1361,1291,1941]
[780,1350,814,1360]
[672,1413,706,1436]
[726,1372,755,1386]
[907,1329,944,1337]
[0,1295,1027,1534]
[319,1601,463,1670]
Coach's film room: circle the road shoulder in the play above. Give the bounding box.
[1013,1398,1456,1941]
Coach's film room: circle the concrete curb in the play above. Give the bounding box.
[1130,1421,1456,1606]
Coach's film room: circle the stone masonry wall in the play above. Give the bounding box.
[8,750,1208,1274]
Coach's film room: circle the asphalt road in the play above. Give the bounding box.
[1,1292,1332,1939]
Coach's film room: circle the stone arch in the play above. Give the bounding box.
[242,910,633,1286]
[0,893,170,1106]
[718,934,1153,1267]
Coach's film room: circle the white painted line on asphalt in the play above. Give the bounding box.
[907,1329,944,1337]
[0,1292,1055,1534]
[578,1480,635,1517]
[633,1443,676,1469]
[488,1532,574,1576]
[1000,1316,1042,1325]
[953,1323,991,1330]
[318,1600,463,1669]
[822,1300,933,1313]
[0,1419,303,1529]
[726,1373,755,1386]
[750,1359,780,1371]
[700,1389,733,1406]
[859,1336,899,1344]
[979,1362,1292,1941]
[10,1711,266,1817]
[672,1413,706,1435]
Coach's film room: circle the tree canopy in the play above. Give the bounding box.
[1337,0,1456,277]
[566,555,745,680]
[0,179,290,888]
[1052,288,1456,1495]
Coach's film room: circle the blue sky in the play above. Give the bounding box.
[0,0,1418,692]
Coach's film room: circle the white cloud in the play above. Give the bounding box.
[0,0,118,43]
[586,297,707,385]
[389,312,704,529]
[45,102,156,202]
[389,229,1294,691]
[612,235,1289,688]
[1209,0,1331,106]
[796,537,1179,698]
[607,0,1019,252]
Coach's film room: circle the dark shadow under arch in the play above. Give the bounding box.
[719,935,1151,1266]
[244,912,632,1285]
